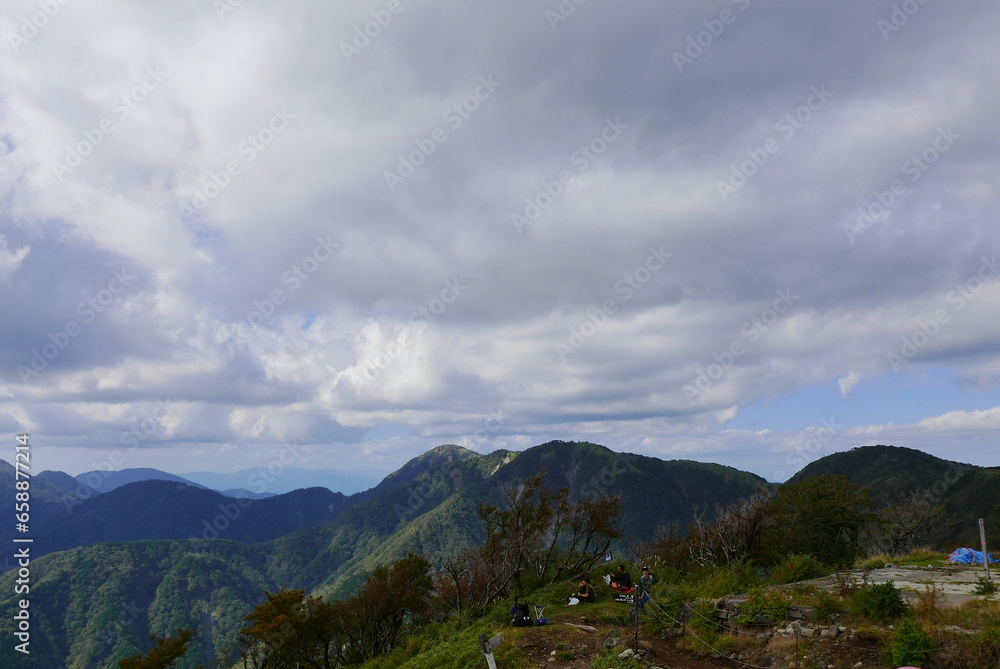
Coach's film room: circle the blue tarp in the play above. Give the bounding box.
[947,547,995,564]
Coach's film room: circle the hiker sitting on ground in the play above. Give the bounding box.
[576,577,597,602]
[609,564,633,592]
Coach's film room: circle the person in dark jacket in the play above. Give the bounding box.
[610,564,633,591]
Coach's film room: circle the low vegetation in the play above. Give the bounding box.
[120,473,999,668]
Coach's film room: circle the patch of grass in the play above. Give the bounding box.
[770,553,829,585]
[935,598,1000,629]
[859,548,949,569]
[589,647,644,669]
[897,547,948,566]
[858,556,889,570]
[677,629,741,659]
[913,582,944,622]
[360,619,531,669]
[691,562,761,598]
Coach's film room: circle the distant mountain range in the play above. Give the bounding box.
[0,442,996,668]
[180,466,382,496]
[70,465,381,496]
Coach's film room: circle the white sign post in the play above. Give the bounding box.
[479,632,503,669]
[980,518,992,581]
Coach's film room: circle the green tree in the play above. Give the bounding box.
[769,475,875,566]
[238,587,326,669]
[332,552,435,664]
[117,627,200,669]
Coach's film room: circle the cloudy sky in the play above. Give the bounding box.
[2,0,999,485]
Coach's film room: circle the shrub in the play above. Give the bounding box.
[972,576,997,596]
[736,587,792,625]
[770,553,828,584]
[693,562,760,598]
[889,619,935,666]
[849,580,909,622]
[812,590,846,620]
[686,598,720,636]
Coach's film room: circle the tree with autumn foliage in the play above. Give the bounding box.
[330,552,436,664]
[236,553,435,668]
[117,627,200,669]
[238,587,331,669]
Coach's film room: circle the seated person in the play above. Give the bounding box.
[576,577,597,602]
[609,564,633,592]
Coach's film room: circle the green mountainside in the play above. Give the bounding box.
[788,444,1000,547]
[0,440,765,667]
[0,442,994,668]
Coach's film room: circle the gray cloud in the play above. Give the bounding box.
[2,0,999,479]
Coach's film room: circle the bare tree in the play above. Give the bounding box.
[863,490,946,556]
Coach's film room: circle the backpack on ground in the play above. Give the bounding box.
[510,601,532,627]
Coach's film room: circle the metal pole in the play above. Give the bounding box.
[980,518,992,581]
[634,600,639,654]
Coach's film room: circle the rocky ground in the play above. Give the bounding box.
[805,563,994,608]
[508,566,996,668]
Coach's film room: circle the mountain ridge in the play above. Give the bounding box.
[1,442,996,668]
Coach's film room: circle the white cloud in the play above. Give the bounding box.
[838,371,861,397]
[2,0,1000,478]
[0,234,29,282]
